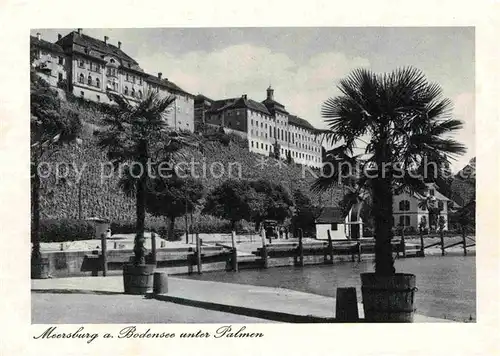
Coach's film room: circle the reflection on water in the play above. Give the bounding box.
[181,255,476,321]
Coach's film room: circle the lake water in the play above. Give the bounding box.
[181,254,476,321]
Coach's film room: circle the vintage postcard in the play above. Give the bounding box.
[1,1,499,355]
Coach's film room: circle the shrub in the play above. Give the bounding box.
[39,218,95,243]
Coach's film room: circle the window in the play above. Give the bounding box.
[131,88,135,97]
[251,119,254,126]
[265,144,268,150]
[80,91,84,97]
[261,143,263,149]
[251,141,254,148]
[58,56,64,65]
[126,73,129,81]
[260,123,263,128]
[438,201,444,210]
[110,59,115,63]
[87,75,92,85]
[331,223,338,231]
[95,78,100,88]
[78,73,84,84]
[429,189,435,196]
[124,86,128,95]
[138,90,142,98]
[58,72,63,82]
[399,216,410,226]
[399,200,410,211]
[78,59,85,68]
[96,95,100,102]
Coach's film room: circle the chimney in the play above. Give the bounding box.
[57,33,62,40]
[118,41,122,49]
[242,94,247,100]
[266,85,274,100]
[77,28,82,35]
[36,32,41,40]
[104,36,109,45]
[158,72,162,80]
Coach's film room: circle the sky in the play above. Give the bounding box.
[31,27,475,171]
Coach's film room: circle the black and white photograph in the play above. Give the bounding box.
[27,26,478,326]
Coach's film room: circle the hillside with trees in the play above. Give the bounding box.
[37,98,343,233]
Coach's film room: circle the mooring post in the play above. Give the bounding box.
[298,228,304,267]
[327,230,334,264]
[419,229,425,257]
[401,228,407,258]
[100,233,107,277]
[462,228,467,256]
[151,231,157,265]
[440,229,445,256]
[231,230,238,272]
[196,234,202,274]
[335,287,359,322]
[357,241,361,262]
[153,271,168,294]
[260,228,268,269]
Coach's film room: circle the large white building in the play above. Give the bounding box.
[195,87,323,168]
[30,29,195,132]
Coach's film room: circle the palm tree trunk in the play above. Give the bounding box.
[372,175,395,275]
[373,140,395,275]
[134,140,147,265]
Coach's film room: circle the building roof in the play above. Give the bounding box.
[288,115,317,131]
[262,97,289,115]
[145,74,191,96]
[315,207,345,224]
[207,97,271,116]
[56,31,139,65]
[30,36,65,54]
[195,94,214,103]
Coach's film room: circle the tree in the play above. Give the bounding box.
[145,176,204,240]
[202,180,257,230]
[286,150,293,164]
[31,70,82,265]
[249,179,294,230]
[312,67,465,275]
[96,91,200,265]
[291,189,322,236]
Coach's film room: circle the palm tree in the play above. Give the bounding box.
[96,91,199,265]
[418,194,441,232]
[313,67,465,275]
[31,71,82,270]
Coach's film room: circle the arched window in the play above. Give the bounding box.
[78,73,84,84]
[124,86,128,95]
[399,200,410,211]
[131,88,135,97]
[87,75,92,85]
[95,78,100,88]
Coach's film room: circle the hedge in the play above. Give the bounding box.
[39,219,95,243]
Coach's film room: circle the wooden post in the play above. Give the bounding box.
[151,231,157,265]
[196,234,202,274]
[100,233,107,277]
[327,230,334,264]
[260,228,268,269]
[401,228,406,258]
[335,287,359,322]
[297,228,304,267]
[153,272,168,294]
[114,242,117,249]
[462,228,467,256]
[419,229,425,257]
[231,230,238,272]
[161,240,165,248]
[357,241,361,262]
[440,230,445,256]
